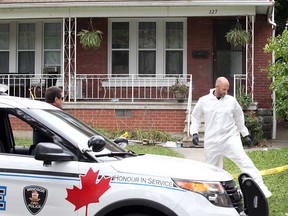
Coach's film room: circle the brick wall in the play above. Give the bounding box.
[10,116,31,131]
[66,109,187,132]
[10,106,186,133]
[76,18,108,74]
[188,17,214,99]
[254,15,273,109]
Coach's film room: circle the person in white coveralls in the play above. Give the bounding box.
[190,76,272,198]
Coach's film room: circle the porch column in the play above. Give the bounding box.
[246,15,255,101]
[63,17,77,102]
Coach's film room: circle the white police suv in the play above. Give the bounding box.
[0,85,267,216]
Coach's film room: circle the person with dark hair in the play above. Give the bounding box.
[32,86,63,154]
[45,86,64,109]
[190,76,272,198]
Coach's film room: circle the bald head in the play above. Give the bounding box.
[215,77,229,87]
[214,77,229,98]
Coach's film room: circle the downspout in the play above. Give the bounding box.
[267,5,277,139]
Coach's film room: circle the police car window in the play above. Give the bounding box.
[50,110,97,136]
[9,113,34,155]
[48,110,124,152]
[29,109,91,145]
[0,111,54,156]
[30,109,123,152]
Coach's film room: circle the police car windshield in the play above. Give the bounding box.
[28,109,124,152]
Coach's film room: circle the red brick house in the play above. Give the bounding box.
[0,0,276,138]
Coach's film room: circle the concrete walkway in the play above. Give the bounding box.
[174,123,288,161]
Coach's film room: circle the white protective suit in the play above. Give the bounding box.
[190,89,271,197]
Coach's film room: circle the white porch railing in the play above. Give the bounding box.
[0,73,192,102]
[0,73,63,100]
[233,74,247,99]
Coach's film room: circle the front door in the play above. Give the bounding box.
[213,20,245,96]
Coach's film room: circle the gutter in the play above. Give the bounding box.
[267,6,276,30]
[267,5,277,139]
[0,1,275,9]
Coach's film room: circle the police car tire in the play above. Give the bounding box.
[120,214,151,216]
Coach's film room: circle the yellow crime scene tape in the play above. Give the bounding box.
[29,88,35,100]
[232,165,288,178]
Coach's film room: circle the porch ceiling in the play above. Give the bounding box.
[0,0,274,17]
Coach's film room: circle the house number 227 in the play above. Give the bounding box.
[209,9,218,14]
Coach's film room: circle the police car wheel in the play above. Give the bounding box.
[120,214,151,216]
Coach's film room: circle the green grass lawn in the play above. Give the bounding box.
[127,145,288,216]
[224,148,288,216]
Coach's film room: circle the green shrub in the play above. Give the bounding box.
[236,92,252,110]
[263,27,288,121]
[243,112,263,146]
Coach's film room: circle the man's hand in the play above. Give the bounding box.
[192,133,199,145]
[243,135,252,147]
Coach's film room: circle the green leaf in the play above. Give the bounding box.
[77,29,103,50]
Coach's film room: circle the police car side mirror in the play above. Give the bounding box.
[88,135,106,152]
[34,142,74,166]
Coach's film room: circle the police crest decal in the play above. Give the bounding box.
[23,185,48,215]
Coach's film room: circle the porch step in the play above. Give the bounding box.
[182,124,205,148]
[183,107,205,147]
[182,134,204,148]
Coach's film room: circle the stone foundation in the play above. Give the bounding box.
[257,108,273,139]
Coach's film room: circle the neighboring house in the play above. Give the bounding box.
[0,0,276,138]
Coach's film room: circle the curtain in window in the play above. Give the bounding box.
[166,22,183,75]
[0,24,9,73]
[44,23,61,66]
[112,22,129,76]
[139,51,156,76]
[138,22,156,76]
[18,23,35,74]
[166,51,183,75]
[18,52,35,74]
[166,22,183,49]
[112,51,129,76]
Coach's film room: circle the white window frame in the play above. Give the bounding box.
[0,23,10,73]
[43,22,62,68]
[108,18,187,86]
[0,19,62,75]
[17,22,36,74]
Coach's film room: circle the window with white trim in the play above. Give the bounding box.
[165,22,183,75]
[109,19,186,78]
[138,22,156,76]
[18,23,35,74]
[0,24,9,74]
[0,20,62,75]
[111,22,129,76]
[44,23,62,67]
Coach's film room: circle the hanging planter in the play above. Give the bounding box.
[225,17,250,47]
[170,79,189,102]
[77,18,103,50]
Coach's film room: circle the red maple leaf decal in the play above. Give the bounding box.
[66,168,111,216]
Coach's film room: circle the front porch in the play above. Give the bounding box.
[1,73,251,138]
[1,73,194,101]
[1,73,249,102]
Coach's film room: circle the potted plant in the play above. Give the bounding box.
[170,79,189,102]
[77,18,103,50]
[225,18,250,47]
